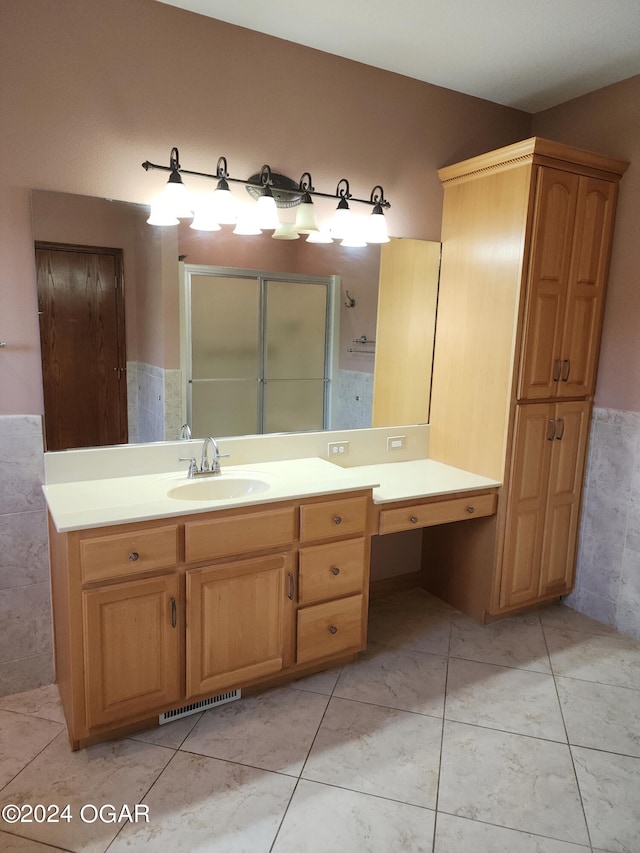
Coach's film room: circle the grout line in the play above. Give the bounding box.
[430,616,452,852]
[543,623,594,850]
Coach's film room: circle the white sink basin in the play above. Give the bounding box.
[167,476,272,501]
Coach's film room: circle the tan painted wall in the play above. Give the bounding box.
[0,0,531,414]
[532,74,640,412]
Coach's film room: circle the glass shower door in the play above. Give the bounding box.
[189,274,261,437]
[264,279,328,433]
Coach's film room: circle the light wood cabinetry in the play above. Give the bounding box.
[500,401,590,609]
[186,553,293,697]
[372,238,440,427]
[83,574,181,728]
[428,137,627,620]
[48,489,371,749]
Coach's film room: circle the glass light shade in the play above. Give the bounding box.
[190,204,222,231]
[210,184,237,224]
[364,207,390,243]
[306,229,333,244]
[340,220,367,248]
[330,204,352,240]
[272,222,300,240]
[255,193,280,230]
[162,178,193,219]
[294,197,318,234]
[233,210,262,235]
[146,199,179,226]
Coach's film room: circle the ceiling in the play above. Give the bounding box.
[157,0,640,112]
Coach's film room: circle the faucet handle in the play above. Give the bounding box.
[178,456,198,478]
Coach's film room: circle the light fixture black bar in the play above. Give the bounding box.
[141,159,390,209]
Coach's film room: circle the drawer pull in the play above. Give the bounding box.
[410,516,419,524]
[129,551,139,562]
[466,506,475,514]
[333,516,342,525]
[288,571,295,600]
[171,597,177,629]
[331,566,340,576]
[329,625,338,634]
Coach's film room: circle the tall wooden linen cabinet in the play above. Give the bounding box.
[424,137,628,622]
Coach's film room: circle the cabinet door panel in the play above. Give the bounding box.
[539,401,590,595]
[559,177,617,398]
[500,404,554,608]
[186,554,288,698]
[83,574,181,728]
[518,169,578,400]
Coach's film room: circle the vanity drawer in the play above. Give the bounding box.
[80,525,179,584]
[298,538,366,605]
[297,594,364,665]
[378,492,497,535]
[299,496,368,543]
[184,506,296,563]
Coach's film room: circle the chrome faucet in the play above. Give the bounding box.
[201,436,221,474]
[179,436,229,478]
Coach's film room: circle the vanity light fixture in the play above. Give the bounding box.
[142,148,391,246]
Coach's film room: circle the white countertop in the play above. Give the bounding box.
[43,457,501,532]
[43,457,380,532]
[357,459,501,504]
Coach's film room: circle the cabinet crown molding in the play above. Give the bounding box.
[438,137,629,186]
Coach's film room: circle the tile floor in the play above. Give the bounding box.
[1,589,640,852]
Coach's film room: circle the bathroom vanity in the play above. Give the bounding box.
[44,450,498,749]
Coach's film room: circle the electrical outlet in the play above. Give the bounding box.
[387,435,406,451]
[328,440,350,458]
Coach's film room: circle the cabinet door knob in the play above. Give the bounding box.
[333,516,342,525]
[331,567,340,576]
[466,506,475,514]
[547,419,557,441]
[287,572,295,600]
[555,417,565,440]
[561,359,570,381]
[170,597,177,629]
[329,625,338,634]
[129,551,139,561]
[553,359,562,382]
[410,516,418,524]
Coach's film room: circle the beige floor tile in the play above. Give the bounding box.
[439,721,589,845]
[450,616,552,673]
[0,685,65,724]
[445,658,566,741]
[110,751,295,853]
[302,696,442,808]
[434,812,590,852]
[289,665,342,696]
[539,603,616,636]
[556,676,640,757]
[273,779,435,852]
[545,627,640,689]
[0,834,67,852]
[129,712,203,749]
[334,642,447,717]
[572,745,640,853]
[0,732,172,853]
[367,595,452,655]
[0,710,63,789]
[181,686,328,776]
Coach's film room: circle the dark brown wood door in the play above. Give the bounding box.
[36,243,127,450]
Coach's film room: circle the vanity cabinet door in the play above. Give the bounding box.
[82,573,181,729]
[186,553,293,698]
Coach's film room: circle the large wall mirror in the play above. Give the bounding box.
[31,189,439,451]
